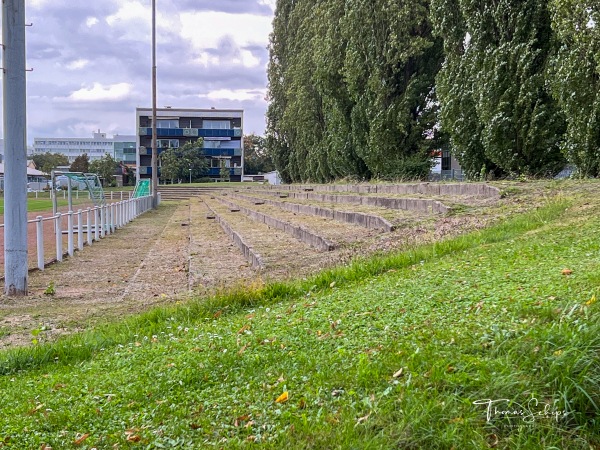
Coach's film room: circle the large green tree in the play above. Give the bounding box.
[432,0,566,177]
[31,152,69,175]
[549,0,600,176]
[243,134,275,174]
[158,139,207,184]
[89,155,119,187]
[266,0,442,182]
[69,154,90,173]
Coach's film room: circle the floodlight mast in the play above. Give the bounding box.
[151,0,158,209]
[3,0,29,296]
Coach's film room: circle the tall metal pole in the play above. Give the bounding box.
[3,0,28,296]
[151,0,158,209]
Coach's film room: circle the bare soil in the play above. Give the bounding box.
[0,181,592,348]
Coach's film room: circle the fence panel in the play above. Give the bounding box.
[0,195,153,276]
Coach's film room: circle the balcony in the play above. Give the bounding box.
[202,148,242,157]
[139,128,242,138]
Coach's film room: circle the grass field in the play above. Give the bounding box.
[0,189,598,449]
[0,198,91,215]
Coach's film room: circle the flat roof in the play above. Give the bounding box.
[136,107,243,113]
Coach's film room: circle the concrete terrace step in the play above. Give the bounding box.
[157,185,230,199]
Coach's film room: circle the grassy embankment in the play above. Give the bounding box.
[0,193,598,448]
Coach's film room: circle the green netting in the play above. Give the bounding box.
[133,179,150,198]
[63,172,106,207]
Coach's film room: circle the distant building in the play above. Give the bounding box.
[32,131,137,165]
[136,107,244,182]
[431,148,463,181]
[113,135,137,166]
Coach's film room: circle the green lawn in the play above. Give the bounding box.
[0,195,598,448]
[0,198,91,215]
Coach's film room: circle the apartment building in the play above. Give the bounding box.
[136,107,244,182]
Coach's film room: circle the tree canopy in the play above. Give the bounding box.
[244,134,274,174]
[69,154,90,173]
[89,155,119,187]
[548,0,600,176]
[31,152,69,175]
[267,0,442,182]
[158,139,207,184]
[267,0,599,180]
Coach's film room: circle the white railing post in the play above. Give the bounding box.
[77,209,83,251]
[36,216,44,270]
[101,206,106,238]
[120,191,123,201]
[56,213,63,262]
[94,207,99,241]
[110,191,114,201]
[67,211,74,256]
[86,208,92,246]
[109,204,114,234]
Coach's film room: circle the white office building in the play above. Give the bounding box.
[32,131,133,163]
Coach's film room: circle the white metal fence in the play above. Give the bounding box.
[0,195,155,273]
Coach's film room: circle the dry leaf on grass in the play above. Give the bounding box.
[275,391,289,403]
[73,433,90,445]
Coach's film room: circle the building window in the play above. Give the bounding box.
[156,119,179,129]
[157,139,180,149]
[203,120,230,129]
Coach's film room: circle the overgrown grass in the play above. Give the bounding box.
[0,197,598,448]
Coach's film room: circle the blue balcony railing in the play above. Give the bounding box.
[139,128,242,138]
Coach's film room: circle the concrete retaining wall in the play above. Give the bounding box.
[261,182,500,198]
[229,192,395,232]
[202,200,264,269]
[215,197,335,252]
[250,190,450,214]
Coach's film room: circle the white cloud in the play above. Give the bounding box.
[106,1,148,27]
[258,0,277,11]
[180,12,272,49]
[86,17,99,28]
[193,49,261,68]
[205,89,267,102]
[66,59,90,70]
[67,82,133,102]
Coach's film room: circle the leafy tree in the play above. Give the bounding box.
[89,154,119,187]
[549,0,600,176]
[219,160,231,181]
[432,0,566,177]
[31,152,69,175]
[69,154,90,173]
[244,134,275,174]
[266,0,441,182]
[158,139,207,184]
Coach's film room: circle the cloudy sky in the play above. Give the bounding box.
[1,0,275,144]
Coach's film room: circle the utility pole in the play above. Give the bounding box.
[3,0,28,296]
[151,0,158,209]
